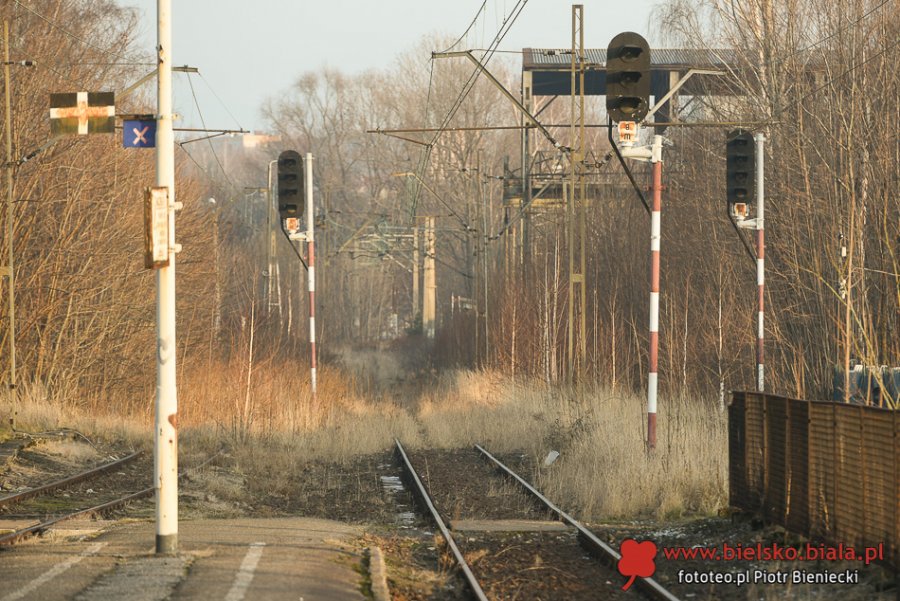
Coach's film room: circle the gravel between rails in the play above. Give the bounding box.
[405,446,642,600]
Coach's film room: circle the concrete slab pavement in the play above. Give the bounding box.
[0,517,368,601]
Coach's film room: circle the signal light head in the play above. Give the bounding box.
[726,130,755,213]
[619,45,645,62]
[606,32,651,123]
[277,150,304,219]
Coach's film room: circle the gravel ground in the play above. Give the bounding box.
[3,435,895,601]
[406,448,550,522]
[403,446,640,600]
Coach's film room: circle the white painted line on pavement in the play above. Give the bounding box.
[1,542,107,601]
[224,542,266,601]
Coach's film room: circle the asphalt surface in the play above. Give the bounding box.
[0,517,366,601]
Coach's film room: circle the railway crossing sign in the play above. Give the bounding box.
[123,117,157,148]
[49,91,115,135]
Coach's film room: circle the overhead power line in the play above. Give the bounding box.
[438,1,488,54]
[185,72,233,188]
[409,0,530,220]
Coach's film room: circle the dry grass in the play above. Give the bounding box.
[2,356,726,521]
[415,369,728,520]
[2,357,421,466]
[180,356,422,466]
[0,383,146,449]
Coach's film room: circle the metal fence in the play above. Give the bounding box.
[729,392,899,569]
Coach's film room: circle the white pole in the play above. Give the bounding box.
[266,162,274,312]
[305,153,317,399]
[755,132,765,392]
[155,0,178,554]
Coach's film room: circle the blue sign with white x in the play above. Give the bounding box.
[123,119,157,148]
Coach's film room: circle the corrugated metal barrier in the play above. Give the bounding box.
[730,392,899,569]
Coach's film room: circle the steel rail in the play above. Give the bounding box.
[394,440,488,601]
[0,449,224,546]
[0,486,153,546]
[0,450,143,509]
[474,444,680,601]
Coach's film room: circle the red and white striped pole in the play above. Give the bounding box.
[755,133,765,392]
[305,153,317,400]
[647,135,663,450]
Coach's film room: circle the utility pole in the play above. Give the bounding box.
[265,159,280,318]
[480,157,490,365]
[566,5,587,381]
[3,21,17,417]
[154,0,178,555]
[208,198,221,345]
[520,62,532,280]
[423,217,436,339]
[412,225,420,324]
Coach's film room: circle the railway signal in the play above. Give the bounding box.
[724,131,767,393]
[726,130,755,220]
[277,149,303,221]
[606,32,650,123]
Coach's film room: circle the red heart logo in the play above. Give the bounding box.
[618,538,657,591]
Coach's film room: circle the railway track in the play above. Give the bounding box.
[395,440,680,601]
[0,450,152,545]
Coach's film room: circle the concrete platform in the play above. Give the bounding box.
[0,517,367,601]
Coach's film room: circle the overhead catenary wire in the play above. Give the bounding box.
[185,72,234,189]
[408,0,529,221]
[198,72,245,132]
[429,0,528,145]
[176,143,243,198]
[437,1,487,54]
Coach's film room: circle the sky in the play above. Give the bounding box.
[117,1,660,133]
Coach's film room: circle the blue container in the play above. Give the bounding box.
[882,367,900,407]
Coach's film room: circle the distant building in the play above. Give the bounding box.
[182,132,282,182]
[240,133,281,149]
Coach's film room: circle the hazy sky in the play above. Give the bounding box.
[117,1,659,133]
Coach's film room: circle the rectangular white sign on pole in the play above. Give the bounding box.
[144,186,169,269]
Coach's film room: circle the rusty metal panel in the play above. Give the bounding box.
[861,411,894,563]
[744,393,765,509]
[834,405,865,549]
[731,392,898,570]
[808,402,835,540]
[728,393,749,510]
[894,412,899,570]
[786,400,809,533]
[764,396,788,523]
